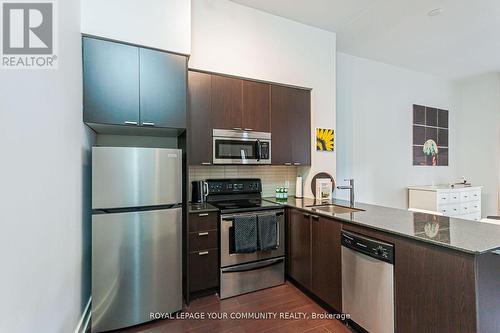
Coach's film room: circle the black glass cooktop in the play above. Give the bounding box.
[210,199,283,213]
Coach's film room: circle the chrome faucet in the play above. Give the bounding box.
[337,179,355,207]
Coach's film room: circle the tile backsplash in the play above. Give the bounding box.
[189,166,299,197]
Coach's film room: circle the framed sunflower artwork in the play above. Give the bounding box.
[316,128,334,152]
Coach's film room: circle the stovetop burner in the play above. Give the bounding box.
[205,179,283,214]
[210,199,283,214]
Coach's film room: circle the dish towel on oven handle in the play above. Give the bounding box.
[234,215,258,253]
[258,213,278,251]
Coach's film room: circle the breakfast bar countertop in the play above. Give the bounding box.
[264,196,500,255]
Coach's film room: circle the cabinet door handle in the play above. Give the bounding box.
[201,162,212,165]
[198,232,209,236]
[293,162,301,166]
[142,122,155,126]
[244,128,253,131]
[198,213,209,217]
[198,251,209,256]
[233,127,243,131]
[124,121,138,125]
[303,213,310,218]
[311,215,319,220]
[284,162,292,166]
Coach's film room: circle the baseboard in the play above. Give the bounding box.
[75,297,92,333]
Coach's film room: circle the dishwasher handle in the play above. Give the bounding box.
[341,231,394,264]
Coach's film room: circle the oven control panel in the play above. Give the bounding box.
[207,179,262,194]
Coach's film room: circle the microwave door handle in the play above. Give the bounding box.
[256,139,262,161]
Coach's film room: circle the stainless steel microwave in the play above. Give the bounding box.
[212,129,271,165]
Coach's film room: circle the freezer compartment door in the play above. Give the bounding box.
[91,208,182,332]
[92,147,182,209]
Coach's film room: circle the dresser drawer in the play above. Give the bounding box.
[189,230,217,252]
[189,212,218,232]
[189,249,218,292]
[460,192,471,202]
[439,204,460,216]
[449,192,460,203]
[437,192,450,204]
[468,201,481,213]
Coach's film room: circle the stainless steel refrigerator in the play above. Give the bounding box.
[91,147,182,332]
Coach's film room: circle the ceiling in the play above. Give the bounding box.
[231,0,500,79]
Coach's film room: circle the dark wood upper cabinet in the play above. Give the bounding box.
[83,37,140,125]
[271,85,311,166]
[312,216,342,311]
[288,208,312,289]
[83,36,187,129]
[242,80,271,132]
[139,48,186,128]
[211,75,243,130]
[188,71,212,165]
[291,89,311,166]
[271,85,293,165]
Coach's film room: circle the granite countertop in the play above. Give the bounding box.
[188,202,219,214]
[264,196,500,255]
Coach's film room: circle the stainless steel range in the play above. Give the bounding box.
[206,179,285,299]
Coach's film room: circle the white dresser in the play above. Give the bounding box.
[408,185,482,221]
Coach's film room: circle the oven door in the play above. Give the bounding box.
[220,210,285,267]
[212,129,271,165]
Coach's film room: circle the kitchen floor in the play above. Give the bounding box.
[122,282,353,333]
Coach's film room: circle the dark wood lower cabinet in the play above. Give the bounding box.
[288,209,312,289]
[189,249,218,293]
[288,209,342,311]
[187,211,219,301]
[312,216,342,311]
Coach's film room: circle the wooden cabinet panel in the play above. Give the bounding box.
[83,37,139,125]
[188,212,218,232]
[211,75,242,130]
[291,89,311,166]
[289,208,312,289]
[139,48,186,128]
[312,216,342,311]
[271,85,311,166]
[189,250,218,292]
[395,237,477,333]
[189,230,217,252]
[188,71,213,165]
[271,85,293,165]
[242,81,270,132]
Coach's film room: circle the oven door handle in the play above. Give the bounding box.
[222,257,284,273]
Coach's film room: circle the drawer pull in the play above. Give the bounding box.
[293,162,301,166]
[198,232,209,236]
[284,162,292,166]
[198,213,209,217]
[303,213,310,218]
[201,162,212,165]
[464,195,468,198]
[311,215,319,220]
[198,251,209,256]
[142,122,155,126]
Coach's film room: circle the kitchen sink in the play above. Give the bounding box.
[309,204,364,214]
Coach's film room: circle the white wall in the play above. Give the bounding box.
[336,52,460,209]
[456,73,500,216]
[190,0,336,198]
[82,0,191,54]
[0,0,94,332]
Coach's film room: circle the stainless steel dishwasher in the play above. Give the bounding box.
[341,231,395,333]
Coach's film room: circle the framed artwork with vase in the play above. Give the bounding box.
[412,104,449,166]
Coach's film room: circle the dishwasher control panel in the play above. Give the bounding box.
[341,231,394,264]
